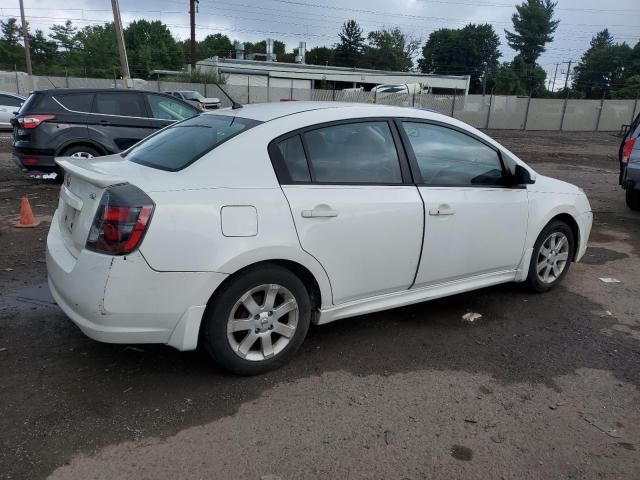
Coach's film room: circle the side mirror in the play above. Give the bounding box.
[513,164,535,185]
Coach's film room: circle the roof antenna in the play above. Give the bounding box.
[216,83,243,109]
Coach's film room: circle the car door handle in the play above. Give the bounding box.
[301,205,338,218]
[429,205,456,216]
[99,120,111,125]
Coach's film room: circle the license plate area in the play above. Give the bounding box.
[62,203,79,234]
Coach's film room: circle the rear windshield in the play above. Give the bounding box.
[125,114,261,171]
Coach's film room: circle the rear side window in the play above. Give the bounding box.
[125,115,262,171]
[276,135,311,182]
[54,93,93,112]
[18,93,57,114]
[302,121,402,184]
[94,93,146,117]
[0,94,23,107]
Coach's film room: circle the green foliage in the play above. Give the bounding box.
[362,27,419,71]
[74,23,120,77]
[505,0,559,65]
[124,20,183,78]
[492,57,547,95]
[0,18,25,70]
[611,75,640,99]
[334,20,365,68]
[50,20,79,51]
[573,31,637,99]
[306,46,335,66]
[197,33,233,60]
[1,18,21,44]
[419,24,501,93]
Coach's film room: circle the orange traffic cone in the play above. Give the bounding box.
[15,196,40,228]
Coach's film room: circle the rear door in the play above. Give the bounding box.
[143,93,199,130]
[270,119,424,305]
[88,92,154,152]
[398,120,529,286]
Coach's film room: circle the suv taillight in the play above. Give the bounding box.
[622,138,636,165]
[86,184,155,255]
[17,114,56,129]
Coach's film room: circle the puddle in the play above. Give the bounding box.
[4,282,57,310]
[581,247,629,265]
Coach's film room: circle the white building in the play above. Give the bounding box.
[196,57,470,95]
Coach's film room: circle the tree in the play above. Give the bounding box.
[362,27,419,71]
[123,20,183,78]
[0,18,25,70]
[505,0,559,65]
[573,31,634,98]
[419,24,501,93]
[334,20,364,67]
[306,46,335,66]
[29,30,58,73]
[197,33,233,60]
[74,23,119,78]
[50,20,79,51]
[612,74,640,99]
[492,56,546,95]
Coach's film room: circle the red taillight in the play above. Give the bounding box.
[18,114,56,129]
[622,138,636,165]
[86,184,155,255]
[23,157,39,165]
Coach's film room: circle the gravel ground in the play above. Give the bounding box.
[1,129,639,480]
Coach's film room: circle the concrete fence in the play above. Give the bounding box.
[2,73,639,132]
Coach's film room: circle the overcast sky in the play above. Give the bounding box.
[1,0,639,81]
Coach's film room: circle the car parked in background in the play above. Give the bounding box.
[47,102,592,375]
[166,90,221,110]
[11,88,199,174]
[0,92,25,130]
[620,112,640,211]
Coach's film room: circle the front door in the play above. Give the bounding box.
[398,120,529,287]
[271,120,424,305]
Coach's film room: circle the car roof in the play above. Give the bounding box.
[31,88,172,95]
[0,91,25,98]
[205,101,448,123]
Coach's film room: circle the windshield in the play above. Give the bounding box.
[180,91,204,101]
[125,115,262,171]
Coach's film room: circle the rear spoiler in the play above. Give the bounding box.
[55,157,127,188]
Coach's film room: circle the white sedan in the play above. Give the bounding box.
[47,102,592,374]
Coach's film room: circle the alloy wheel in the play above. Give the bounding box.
[536,231,570,284]
[227,284,299,362]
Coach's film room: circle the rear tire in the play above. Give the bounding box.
[61,144,101,159]
[201,264,311,375]
[526,220,575,293]
[626,188,640,211]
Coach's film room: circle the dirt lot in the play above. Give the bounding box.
[1,130,639,480]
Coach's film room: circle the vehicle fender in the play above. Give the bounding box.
[55,137,108,156]
[216,245,334,309]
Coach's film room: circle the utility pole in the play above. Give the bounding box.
[189,0,199,71]
[562,60,573,91]
[551,63,559,91]
[111,0,130,87]
[482,63,487,96]
[18,0,32,75]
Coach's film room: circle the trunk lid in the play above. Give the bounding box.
[55,157,128,257]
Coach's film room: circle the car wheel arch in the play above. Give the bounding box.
[57,140,107,157]
[539,213,580,261]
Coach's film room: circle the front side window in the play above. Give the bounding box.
[401,122,505,186]
[302,121,402,184]
[126,115,261,171]
[94,93,147,117]
[147,94,198,121]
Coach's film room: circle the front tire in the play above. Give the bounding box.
[626,189,640,211]
[201,265,311,375]
[526,220,575,293]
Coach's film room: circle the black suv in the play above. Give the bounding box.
[12,88,200,173]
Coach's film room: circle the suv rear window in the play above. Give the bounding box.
[125,115,262,171]
[54,93,93,112]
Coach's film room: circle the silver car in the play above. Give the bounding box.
[0,92,25,130]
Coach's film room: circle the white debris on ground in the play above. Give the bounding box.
[462,312,483,323]
[599,277,621,283]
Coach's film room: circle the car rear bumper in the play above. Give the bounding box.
[622,163,640,190]
[47,209,228,350]
[13,147,57,171]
